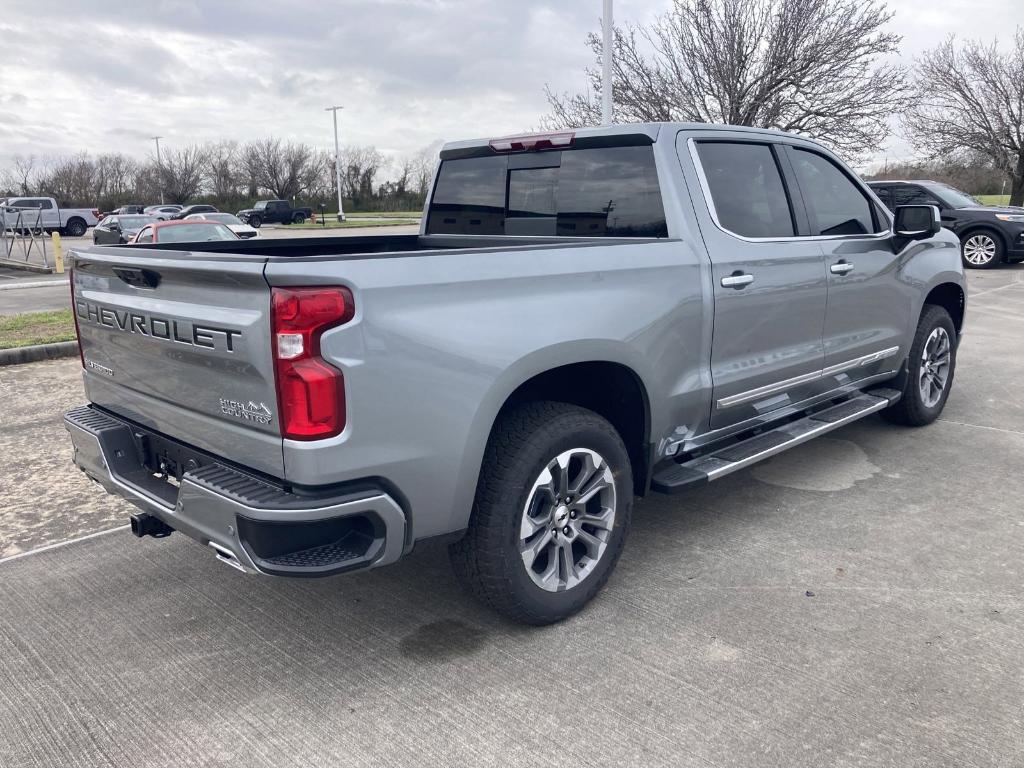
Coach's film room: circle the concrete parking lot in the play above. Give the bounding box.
[0,266,1022,767]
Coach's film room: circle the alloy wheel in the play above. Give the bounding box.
[519,448,617,593]
[919,326,951,408]
[962,234,997,266]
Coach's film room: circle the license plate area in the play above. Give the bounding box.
[140,431,210,484]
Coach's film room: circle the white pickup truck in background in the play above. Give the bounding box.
[0,196,100,237]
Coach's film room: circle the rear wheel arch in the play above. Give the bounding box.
[487,361,652,498]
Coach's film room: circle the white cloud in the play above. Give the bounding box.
[0,0,1020,170]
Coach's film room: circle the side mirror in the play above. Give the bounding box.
[893,205,940,241]
[109,222,121,231]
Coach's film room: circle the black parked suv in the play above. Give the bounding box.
[868,180,1024,268]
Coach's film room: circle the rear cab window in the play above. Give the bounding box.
[694,141,796,238]
[426,143,668,238]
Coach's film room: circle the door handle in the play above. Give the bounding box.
[721,272,754,289]
[830,261,854,275]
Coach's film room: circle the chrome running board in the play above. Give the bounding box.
[651,388,901,494]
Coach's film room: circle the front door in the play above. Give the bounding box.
[683,136,829,430]
[784,146,909,379]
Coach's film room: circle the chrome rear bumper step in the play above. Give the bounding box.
[651,389,901,494]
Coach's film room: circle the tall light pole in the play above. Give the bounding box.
[151,136,164,204]
[325,106,346,222]
[602,0,614,125]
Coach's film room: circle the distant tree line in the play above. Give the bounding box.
[0,139,439,213]
[864,154,1011,196]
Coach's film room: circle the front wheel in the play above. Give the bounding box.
[960,230,1002,269]
[248,215,262,228]
[450,402,632,625]
[883,304,957,426]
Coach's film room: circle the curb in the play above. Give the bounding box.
[0,259,53,274]
[0,341,79,366]
[0,279,67,291]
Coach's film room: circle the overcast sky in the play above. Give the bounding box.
[1,0,1021,173]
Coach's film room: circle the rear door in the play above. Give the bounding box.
[682,135,829,430]
[72,246,284,476]
[784,146,909,377]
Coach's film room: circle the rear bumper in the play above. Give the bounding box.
[64,405,407,577]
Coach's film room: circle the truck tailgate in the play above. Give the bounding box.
[71,247,284,477]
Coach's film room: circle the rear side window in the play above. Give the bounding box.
[427,146,668,238]
[891,186,943,208]
[695,142,795,238]
[870,186,893,210]
[790,149,878,236]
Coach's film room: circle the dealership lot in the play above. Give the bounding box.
[0,266,1022,767]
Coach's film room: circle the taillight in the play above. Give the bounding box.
[488,131,574,153]
[271,286,354,441]
[69,268,85,368]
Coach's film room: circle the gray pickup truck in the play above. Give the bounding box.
[64,124,965,624]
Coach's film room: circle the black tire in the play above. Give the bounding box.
[292,212,307,224]
[450,401,633,625]
[64,218,87,238]
[248,215,262,228]
[883,304,957,426]
[960,229,1003,269]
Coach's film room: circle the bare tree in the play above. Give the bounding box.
[37,154,100,206]
[241,138,321,201]
[95,153,139,207]
[205,140,242,201]
[11,155,37,195]
[544,0,908,158]
[407,142,441,199]
[158,144,207,203]
[337,146,385,208]
[903,29,1024,205]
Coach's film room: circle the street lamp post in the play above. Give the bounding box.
[602,0,613,125]
[325,106,346,222]
[151,136,164,204]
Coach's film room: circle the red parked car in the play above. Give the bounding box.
[130,219,239,244]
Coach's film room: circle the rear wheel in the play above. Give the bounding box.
[960,230,1002,269]
[64,218,87,238]
[450,402,632,625]
[292,212,307,224]
[883,304,957,426]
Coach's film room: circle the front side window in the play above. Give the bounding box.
[426,145,668,238]
[790,148,878,236]
[695,142,795,238]
[136,227,153,243]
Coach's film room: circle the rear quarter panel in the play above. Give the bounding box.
[265,233,710,542]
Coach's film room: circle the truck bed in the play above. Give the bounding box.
[125,233,649,260]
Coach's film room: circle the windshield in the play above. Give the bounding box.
[118,215,157,228]
[253,201,268,210]
[928,183,982,209]
[157,223,237,243]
